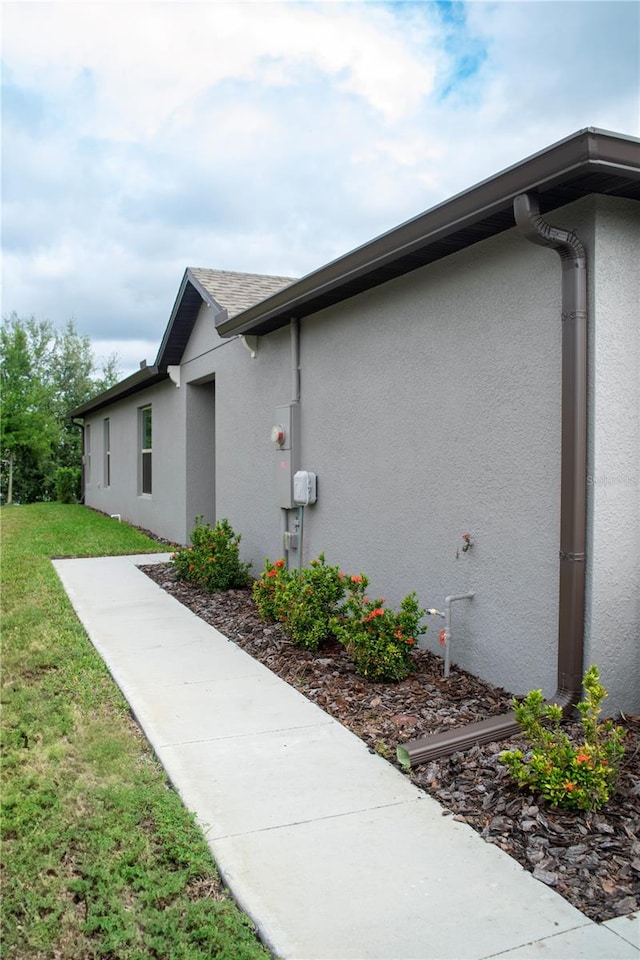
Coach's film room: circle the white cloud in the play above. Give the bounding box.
[3,2,439,138]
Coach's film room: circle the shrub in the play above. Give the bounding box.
[331,576,426,682]
[171,517,251,592]
[500,666,626,812]
[54,466,81,503]
[252,557,290,622]
[274,554,346,651]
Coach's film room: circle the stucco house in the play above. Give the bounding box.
[71,128,639,723]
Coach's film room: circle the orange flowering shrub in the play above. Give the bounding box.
[500,666,626,811]
[252,557,290,622]
[331,574,426,682]
[253,554,346,651]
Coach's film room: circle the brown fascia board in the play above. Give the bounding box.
[69,365,167,418]
[216,128,640,339]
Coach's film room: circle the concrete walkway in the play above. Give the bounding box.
[53,553,639,960]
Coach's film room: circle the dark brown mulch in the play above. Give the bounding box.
[141,563,640,924]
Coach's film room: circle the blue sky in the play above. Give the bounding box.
[2,1,638,377]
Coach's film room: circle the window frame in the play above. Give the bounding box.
[84,423,91,484]
[139,406,152,496]
[103,418,111,488]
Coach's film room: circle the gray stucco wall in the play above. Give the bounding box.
[584,196,640,713]
[83,192,639,712]
[297,224,563,699]
[83,378,187,545]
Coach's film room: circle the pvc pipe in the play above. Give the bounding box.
[291,319,300,403]
[280,508,289,569]
[443,593,474,678]
[296,505,304,571]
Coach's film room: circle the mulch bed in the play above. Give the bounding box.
[141,563,640,923]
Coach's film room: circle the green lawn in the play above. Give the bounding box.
[1,503,272,960]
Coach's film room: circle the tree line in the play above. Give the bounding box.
[1,314,120,504]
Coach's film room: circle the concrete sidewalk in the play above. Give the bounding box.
[53,554,639,960]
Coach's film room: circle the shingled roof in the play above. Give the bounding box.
[188,268,295,319]
[154,268,296,369]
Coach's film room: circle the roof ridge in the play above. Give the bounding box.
[189,266,297,282]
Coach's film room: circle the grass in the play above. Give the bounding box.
[1,503,272,960]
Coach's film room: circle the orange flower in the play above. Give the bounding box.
[275,559,285,569]
[266,569,277,578]
[351,575,363,584]
[364,608,385,623]
[209,557,215,562]
[188,564,195,571]
[438,629,447,645]
[563,781,575,792]
[576,752,590,763]
[406,637,416,646]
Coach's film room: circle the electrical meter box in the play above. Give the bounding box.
[272,403,300,509]
[293,470,317,506]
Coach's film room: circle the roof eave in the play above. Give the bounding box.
[69,365,167,418]
[154,268,226,369]
[216,128,640,339]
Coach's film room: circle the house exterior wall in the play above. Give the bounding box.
[83,378,187,544]
[584,196,640,712]
[297,222,564,700]
[181,321,293,561]
[82,193,639,712]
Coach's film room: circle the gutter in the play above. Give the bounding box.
[398,192,588,766]
[216,128,638,339]
[69,364,166,419]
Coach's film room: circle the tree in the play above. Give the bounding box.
[0,318,57,504]
[0,314,120,504]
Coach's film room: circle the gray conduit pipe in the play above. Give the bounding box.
[282,320,302,569]
[398,193,588,767]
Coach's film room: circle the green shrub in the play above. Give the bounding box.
[171,517,251,592]
[253,554,346,651]
[500,666,626,811]
[275,554,346,651]
[252,557,291,622]
[54,466,81,503]
[331,576,426,682]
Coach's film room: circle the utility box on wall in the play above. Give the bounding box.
[272,403,300,509]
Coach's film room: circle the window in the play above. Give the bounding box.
[140,406,152,495]
[84,424,91,484]
[103,418,111,487]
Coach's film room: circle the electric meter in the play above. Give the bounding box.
[271,424,286,446]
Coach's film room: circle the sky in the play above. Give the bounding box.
[2,1,639,378]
